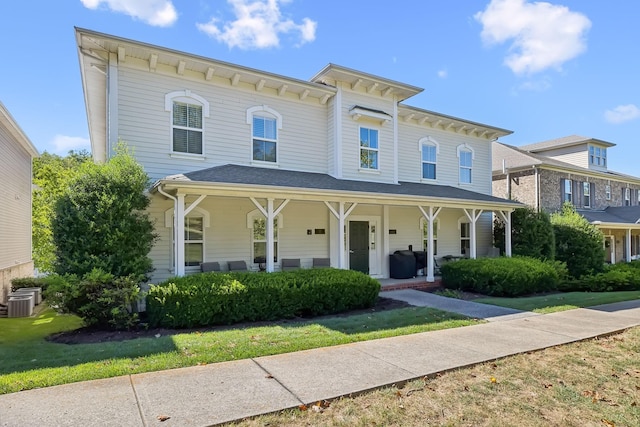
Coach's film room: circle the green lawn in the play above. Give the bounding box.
[0,305,478,395]
[475,291,640,313]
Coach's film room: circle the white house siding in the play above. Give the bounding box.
[116,63,329,182]
[0,120,34,303]
[338,84,397,183]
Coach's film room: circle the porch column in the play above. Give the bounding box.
[418,205,441,282]
[626,229,632,262]
[325,201,358,269]
[251,198,290,272]
[497,210,513,257]
[175,194,186,276]
[463,208,483,259]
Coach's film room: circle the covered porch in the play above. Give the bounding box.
[581,207,640,264]
[150,164,520,284]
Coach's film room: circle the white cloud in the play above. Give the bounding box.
[196,0,317,49]
[80,0,177,27]
[437,69,447,79]
[604,104,640,124]
[50,135,91,155]
[475,0,591,75]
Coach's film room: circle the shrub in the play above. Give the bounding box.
[440,256,563,297]
[146,269,381,328]
[551,203,605,279]
[44,269,141,330]
[560,261,640,292]
[11,277,49,292]
[51,143,156,280]
[494,206,555,260]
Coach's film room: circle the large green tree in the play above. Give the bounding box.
[32,150,91,273]
[493,205,555,260]
[551,203,605,279]
[52,145,157,279]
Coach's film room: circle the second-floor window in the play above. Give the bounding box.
[359,127,379,170]
[563,179,573,203]
[583,182,591,208]
[421,142,437,180]
[252,115,278,162]
[605,184,611,200]
[624,188,631,206]
[458,149,472,184]
[173,101,203,155]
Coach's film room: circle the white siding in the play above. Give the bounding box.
[0,125,32,269]
[338,84,397,183]
[535,144,588,169]
[398,122,493,195]
[116,61,329,181]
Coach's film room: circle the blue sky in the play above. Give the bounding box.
[1,0,639,175]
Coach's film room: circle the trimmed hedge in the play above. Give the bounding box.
[560,261,640,292]
[146,268,381,328]
[440,256,564,297]
[11,276,50,292]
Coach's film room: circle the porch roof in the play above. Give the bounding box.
[154,164,521,209]
[580,206,640,226]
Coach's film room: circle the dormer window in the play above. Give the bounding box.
[589,145,607,167]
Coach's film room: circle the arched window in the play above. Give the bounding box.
[419,137,439,180]
[457,144,474,184]
[247,106,282,163]
[165,90,210,156]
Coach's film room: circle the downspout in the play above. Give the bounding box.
[157,185,178,274]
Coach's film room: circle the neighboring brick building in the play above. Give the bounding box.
[492,135,640,264]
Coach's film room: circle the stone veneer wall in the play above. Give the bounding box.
[0,261,33,304]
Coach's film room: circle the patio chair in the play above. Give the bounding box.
[200,262,220,272]
[227,260,248,272]
[281,258,301,271]
[312,257,331,268]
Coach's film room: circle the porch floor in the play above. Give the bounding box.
[378,275,442,292]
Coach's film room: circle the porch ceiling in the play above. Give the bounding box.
[153,164,521,210]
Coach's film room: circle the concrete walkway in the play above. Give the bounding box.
[1,298,639,427]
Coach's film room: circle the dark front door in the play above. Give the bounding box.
[349,221,369,274]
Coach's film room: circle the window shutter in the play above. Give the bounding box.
[590,183,595,208]
[560,178,566,204]
[573,181,580,207]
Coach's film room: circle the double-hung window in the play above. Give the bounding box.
[422,219,438,255]
[459,150,472,183]
[563,179,573,203]
[583,182,591,208]
[421,140,437,180]
[625,188,631,206]
[184,217,204,266]
[360,127,379,170]
[460,223,470,256]
[605,184,611,200]
[252,115,278,162]
[252,217,278,262]
[172,102,203,155]
[589,146,607,167]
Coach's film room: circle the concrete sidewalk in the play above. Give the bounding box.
[1,299,639,427]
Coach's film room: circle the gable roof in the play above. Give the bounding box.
[520,135,615,153]
[492,142,640,184]
[0,101,38,158]
[156,164,521,208]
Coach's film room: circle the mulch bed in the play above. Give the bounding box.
[47,296,413,345]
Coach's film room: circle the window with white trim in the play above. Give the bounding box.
[589,145,607,167]
[252,115,278,162]
[624,188,631,206]
[457,145,473,184]
[605,184,611,200]
[165,90,209,156]
[420,138,438,180]
[460,222,470,256]
[637,190,640,206]
[359,127,379,170]
[421,219,438,255]
[252,217,278,262]
[583,182,591,208]
[185,217,204,266]
[563,179,573,203]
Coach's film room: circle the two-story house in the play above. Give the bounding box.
[76,27,519,284]
[0,102,38,304]
[493,136,640,263]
